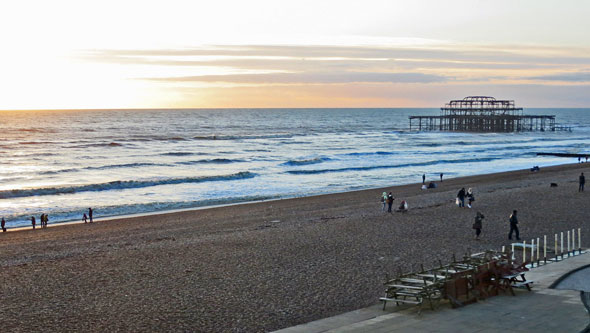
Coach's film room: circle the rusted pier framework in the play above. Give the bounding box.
[409,96,558,132]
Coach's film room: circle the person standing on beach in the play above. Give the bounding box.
[473,211,484,240]
[508,210,520,240]
[440,173,443,182]
[44,214,49,228]
[422,174,426,184]
[381,192,387,212]
[387,192,394,213]
[31,216,36,230]
[467,188,475,208]
[579,172,585,192]
[1,217,6,232]
[89,208,93,223]
[457,188,466,208]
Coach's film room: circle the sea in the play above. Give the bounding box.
[1,108,589,228]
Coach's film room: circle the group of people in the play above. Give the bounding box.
[456,187,475,208]
[83,207,94,223]
[381,192,408,213]
[470,209,520,241]
[30,213,49,230]
[1,207,94,233]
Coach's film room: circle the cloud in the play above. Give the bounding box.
[527,72,590,82]
[147,72,449,84]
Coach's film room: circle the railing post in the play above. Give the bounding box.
[579,228,582,255]
[572,229,576,256]
[523,240,527,264]
[555,234,558,261]
[561,232,564,259]
[543,235,547,264]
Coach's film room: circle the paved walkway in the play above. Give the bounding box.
[275,252,590,333]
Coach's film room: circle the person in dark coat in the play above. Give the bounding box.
[579,172,585,192]
[508,210,520,240]
[89,207,93,223]
[440,173,443,182]
[1,217,6,232]
[457,188,466,207]
[422,174,426,184]
[473,212,484,240]
[31,216,36,230]
[386,192,394,213]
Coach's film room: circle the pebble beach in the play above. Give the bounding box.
[1,162,589,332]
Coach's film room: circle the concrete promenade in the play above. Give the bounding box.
[275,252,590,333]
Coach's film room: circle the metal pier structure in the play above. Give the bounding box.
[409,96,565,132]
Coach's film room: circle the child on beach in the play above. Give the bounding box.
[83,213,88,223]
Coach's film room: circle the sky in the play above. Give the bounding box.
[1,0,589,109]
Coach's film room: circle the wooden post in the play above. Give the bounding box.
[531,239,535,267]
[537,237,541,267]
[561,232,564,259]
[572,229,575,256]
[555,234,558,261]
[579,228,582,254]
[567,230,571,257]
[544,235,547,264]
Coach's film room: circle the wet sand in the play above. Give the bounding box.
[1,163,589,332]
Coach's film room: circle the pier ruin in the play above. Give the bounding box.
[409,96,566,132]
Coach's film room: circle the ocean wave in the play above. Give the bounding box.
[177,158,244,165]
[344,151,396,157]
[162,152,195,156]
[281,157,332,166]
[40,163,169,175]
[66,142,123,148]
[286,157,499,175]
[193,134,294,141]
[0,171,257,199]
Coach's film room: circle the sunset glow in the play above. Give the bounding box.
[1,0,589,109]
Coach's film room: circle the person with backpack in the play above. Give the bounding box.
[386,192,394,213]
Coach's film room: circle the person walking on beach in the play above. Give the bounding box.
[44,214,49,228]
[381,192,387,212]
[387,192,394,213]
[579,172,585,192]
[440,173,443,182]
[83,213,88,223]
[31,216,36,230]
[88,208,93,223]
[467,188,475,208]
[1,217,6,232]
[508,210,520,241]
[422,174,426,184]
[457,188,466,208]
[473,211,484,240]
[40,214,46,228]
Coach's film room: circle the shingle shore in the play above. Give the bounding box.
[1,163,589,332]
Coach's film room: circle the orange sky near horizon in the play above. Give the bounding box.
[1,0,589,110]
